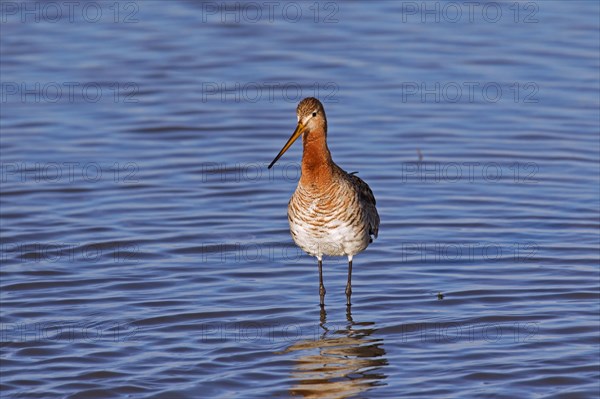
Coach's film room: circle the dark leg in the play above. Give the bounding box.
[345,256,353,306]
[346,301,353,324]
[318,258,326,307]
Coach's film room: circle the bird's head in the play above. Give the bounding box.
[268,97,327,169]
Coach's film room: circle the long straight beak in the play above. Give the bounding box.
[268,122,305,169]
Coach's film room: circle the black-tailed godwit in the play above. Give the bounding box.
[268,97,380,307]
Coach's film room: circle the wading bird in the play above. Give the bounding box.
[268,98,379,307]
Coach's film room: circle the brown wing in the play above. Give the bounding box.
[347,171,380,239]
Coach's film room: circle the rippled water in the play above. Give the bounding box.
[1,1,599,398]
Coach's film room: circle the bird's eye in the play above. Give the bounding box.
[312,112,317,117]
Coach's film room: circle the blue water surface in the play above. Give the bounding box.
[1,1,599,398]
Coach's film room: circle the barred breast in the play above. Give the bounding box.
[287,166,379,259]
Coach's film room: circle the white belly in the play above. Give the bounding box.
[289,211,370,258]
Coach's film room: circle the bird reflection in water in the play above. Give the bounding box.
[282,307,388,398]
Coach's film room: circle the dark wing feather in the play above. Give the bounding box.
[346,172,380,239]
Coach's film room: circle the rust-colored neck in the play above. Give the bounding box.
[300,126,333,187]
